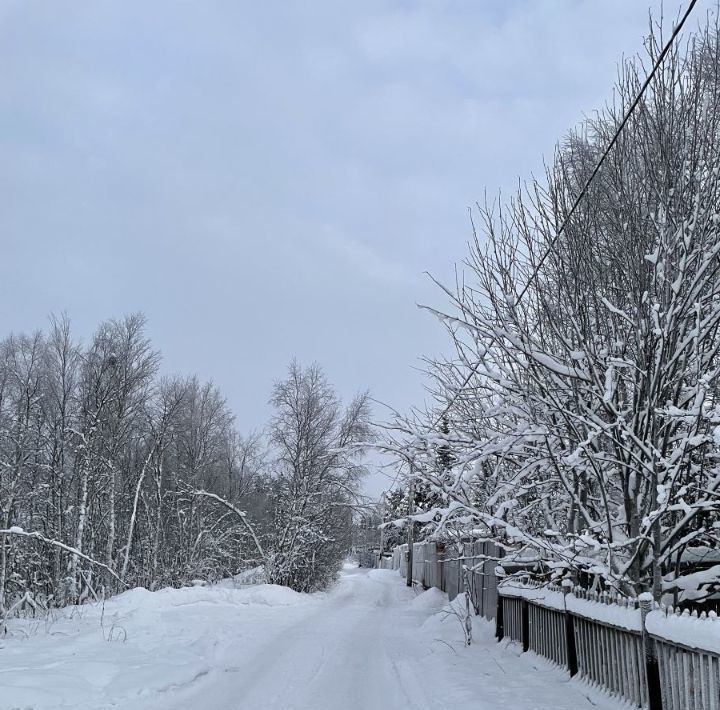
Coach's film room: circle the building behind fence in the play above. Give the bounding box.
[378,541,720,710]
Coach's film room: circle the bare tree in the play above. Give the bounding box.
[266,361,372,591]
[385,16,720,603]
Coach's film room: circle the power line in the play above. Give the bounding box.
[432,0,700,431]
[514,0,699,306]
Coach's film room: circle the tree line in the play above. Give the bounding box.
[383,15,720,604]
[0,313,371,627]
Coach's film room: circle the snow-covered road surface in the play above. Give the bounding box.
[1,565,624,710]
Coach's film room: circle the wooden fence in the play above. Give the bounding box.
[502,583,720,710]
[498,582,650,708]
[381,542,720,710]
[651,607,720,710]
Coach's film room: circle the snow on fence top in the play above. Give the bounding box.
[498,580,643,632]
[646,606,720,655]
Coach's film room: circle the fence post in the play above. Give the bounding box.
[521,598,529,652]
[640,592,663,710]
[437,543,445,591]
[495,591,504,641]
[562,580,578,677]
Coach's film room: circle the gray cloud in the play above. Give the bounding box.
[1,0,666,494]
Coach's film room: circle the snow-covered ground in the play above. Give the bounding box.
[1,565,625,710]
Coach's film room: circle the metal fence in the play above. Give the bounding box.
[391,540,504,621]
[380,542,720,710]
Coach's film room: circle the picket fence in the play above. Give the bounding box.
[379,542,720,710]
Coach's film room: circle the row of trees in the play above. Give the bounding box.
[385,16,720,603]
[0,314,371,627]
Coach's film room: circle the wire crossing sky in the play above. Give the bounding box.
[1,1,669,484]
[431,0,700,432]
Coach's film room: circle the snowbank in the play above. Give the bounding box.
[108,581,308,611]
[0,579,315,710]
[0,567,626,710]
[408,586,447,611]
[231,584,307,607]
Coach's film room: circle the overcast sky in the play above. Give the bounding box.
[2,0,671,493]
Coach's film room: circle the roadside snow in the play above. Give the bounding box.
[1,567,625,710]
[408,586,447,611]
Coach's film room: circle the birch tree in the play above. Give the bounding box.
[266,361,372,592]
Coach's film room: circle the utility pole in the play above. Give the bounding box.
[406,465,415,587]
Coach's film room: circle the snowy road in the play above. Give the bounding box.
[1,566,624,710]
[170,567,434,710]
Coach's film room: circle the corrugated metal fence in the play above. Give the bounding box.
[391,540,504,621]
